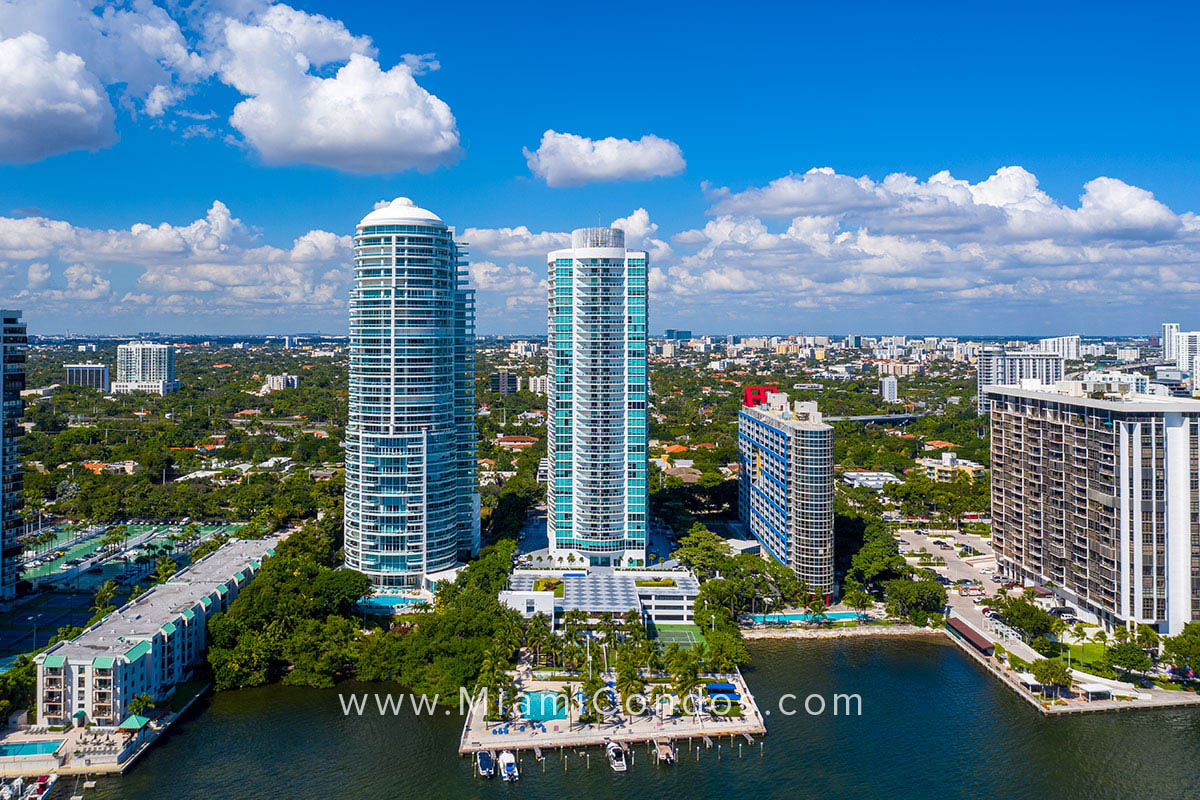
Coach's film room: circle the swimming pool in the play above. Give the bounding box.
[749,611,860,623]
[521,691,567,721]
[0,740,62,757]
[356,596,429,614]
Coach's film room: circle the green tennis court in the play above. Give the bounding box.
[650,623,705,646]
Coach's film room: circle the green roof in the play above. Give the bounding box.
[73,709,87,719]
[200,596,213,607]
[42,655,65,669]
[161,622,177,635]
[181,608,195,621]
[92,656,114,669]
[124,641,152,661]
[216,585,228,595]
[118,714,150,731]
[249,560,260,569]
[265,548,276,556]
[234,571,246,582]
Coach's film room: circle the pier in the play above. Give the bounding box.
[458,668,766,756]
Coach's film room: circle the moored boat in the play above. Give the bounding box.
[498,750,519,782]
[476,750,495,778]
[606,740,627,773]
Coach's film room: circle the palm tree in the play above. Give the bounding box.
[525,613,552,667]
[557,682,578,731]
[614,647,645,716]
[844,589,873,623]
[648,682,672,722]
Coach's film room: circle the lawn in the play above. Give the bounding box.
[1054,642,1115,677]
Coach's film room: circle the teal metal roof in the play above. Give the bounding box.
[216,584,228,595]
[118,714,150,731]
[124,641,152,661]
[200,595,213,607]
[181,608,195,621]
[234,571,246,582]
[42,655,65,669]
[92,656,114,669]
[161,622,176,635]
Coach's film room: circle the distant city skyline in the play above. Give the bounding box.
[3,2,1200,335]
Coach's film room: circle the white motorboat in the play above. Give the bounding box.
[606,740,627,773]
[498,750,519,782]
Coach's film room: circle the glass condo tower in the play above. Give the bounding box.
[344,198,479,588]
[547,227,648,567]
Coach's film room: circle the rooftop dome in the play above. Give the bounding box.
[358,197,443,227]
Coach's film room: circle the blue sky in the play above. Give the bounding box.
[1,0,1198,335]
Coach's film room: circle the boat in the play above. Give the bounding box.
[20,775,54,799]
[498,750,519,782]
[655,741,675,765]
[476,750,495,778]
[606,740,628,773]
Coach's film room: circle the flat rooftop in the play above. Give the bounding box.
[43,536,280,662]
[987,384,1200,413]
[510,568,700,613]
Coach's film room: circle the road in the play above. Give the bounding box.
[895,527,1041,662]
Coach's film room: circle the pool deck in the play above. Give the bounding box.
[458,667,766,756]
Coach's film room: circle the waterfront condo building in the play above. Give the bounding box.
[547,227,647,567]
[737,392,835,597]
[112,342,179,395]
[976,347,1064,415]
[1,311,26,602]
[987,378,1200,635]
[35,537,278,726]
[344,198,479,589]
[65,362,110,391]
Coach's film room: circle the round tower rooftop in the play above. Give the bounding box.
[358,197,443,227]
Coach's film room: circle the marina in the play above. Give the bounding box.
[458,667,767,759]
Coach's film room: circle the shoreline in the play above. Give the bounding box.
[741,624,935,640]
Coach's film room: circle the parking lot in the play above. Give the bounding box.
[895,527,1041,662]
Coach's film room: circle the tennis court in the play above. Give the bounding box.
[651,623,705,646]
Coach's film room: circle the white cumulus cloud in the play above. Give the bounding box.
[524,130,685,187]
[215,8,460,173]
[0,33,116,161]
[0,201,352,315]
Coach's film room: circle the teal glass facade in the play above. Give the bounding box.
[547,228,647,567]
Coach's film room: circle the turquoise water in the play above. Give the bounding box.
[356,596,428,614]
[0,740,61,757]
[81,638,1200,798]
[521,691,567,721]
[749,611,859,623]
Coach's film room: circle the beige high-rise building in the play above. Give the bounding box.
[987,378,1200,635]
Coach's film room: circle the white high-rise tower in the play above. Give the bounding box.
[1163,322,1180,362]
[344,198,479,588]
[547,227,648,567]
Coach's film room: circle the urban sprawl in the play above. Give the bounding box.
[1,198,1200,784]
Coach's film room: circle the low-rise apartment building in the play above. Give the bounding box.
[915,451,986,482]
[35,536,279,726]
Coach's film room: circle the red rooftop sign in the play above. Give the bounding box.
[743,386,779,407]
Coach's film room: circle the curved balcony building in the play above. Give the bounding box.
[344,198,479,588]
